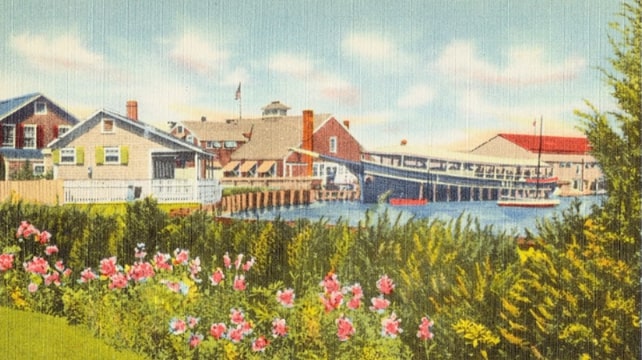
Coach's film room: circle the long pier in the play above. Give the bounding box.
[216,189,360,215]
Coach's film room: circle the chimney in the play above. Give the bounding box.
[302,110,314,176]
[343,120,350,129]
[126,100,138,121]
[201,116,207,122]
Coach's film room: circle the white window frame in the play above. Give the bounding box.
[33,163,45,176]
[57,125,71,137]
[329,136,338,153]
[34,101,47,115]
[2,124,15,147]
[104,146,120,164]
[60,148,76,164]
[23,124,37,149]
[102,118,115,133]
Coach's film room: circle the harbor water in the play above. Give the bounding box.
[233,195,606,236]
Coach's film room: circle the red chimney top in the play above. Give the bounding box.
[127,100,138,121]
[343,120,350,129]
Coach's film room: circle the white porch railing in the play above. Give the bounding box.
[63,179,222,205]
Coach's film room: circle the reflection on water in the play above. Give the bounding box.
[233,196,605,235]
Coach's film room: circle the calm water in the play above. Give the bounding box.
[233,196,606,235]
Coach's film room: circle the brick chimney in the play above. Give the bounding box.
[302,110,314,176]
[343,120,350,129]
[126,100,138,121]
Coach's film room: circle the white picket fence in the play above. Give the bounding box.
[63,179,222,204]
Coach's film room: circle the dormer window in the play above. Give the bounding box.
[34,101,47,115]
[102,118,115,133]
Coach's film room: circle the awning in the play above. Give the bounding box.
[239,161,257,173]
[257,160,276,173]
[222,161,240,172]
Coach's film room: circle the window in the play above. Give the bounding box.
[57,125,71,137]
[34,102,47,115]
[33,164,45,176]
[102,118,115,133]
[224,141,237,149]
[329,136,338,153]
[177,125,183,133]
[206,141,222,149]
[2,124,15,147]
[23,125,36,149]
[60,148,76,164]
[104,147,120,164]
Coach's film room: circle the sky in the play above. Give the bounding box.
[0,0,623,150]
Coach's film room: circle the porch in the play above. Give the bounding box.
[63,179,222,204]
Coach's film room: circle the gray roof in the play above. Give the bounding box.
[231,113,331,160]
[49,108,211,156]
[0,148,43,160]
[0,93,80,124]
[180,120,251,142]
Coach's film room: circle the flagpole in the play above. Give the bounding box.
[235,82,242,123]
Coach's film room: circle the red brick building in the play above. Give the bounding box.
[0,93,79,180]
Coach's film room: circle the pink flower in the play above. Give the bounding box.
[376,274,395,295]
[272,318,288,338]
[276,288,295,308]
[134,243,147,260]
[188,257,201,282]
[189,333,203,348]
[153,252,172,271]
[173,248,189,265]
[223,252,232,269]
[335,315,355,341]
[37,230,51,244]
[381,312,403,338]
[346,296,362,310]
[129,262,155,282]
[62,268,72,277]
[45,245,59,256]
[417,316,434,340]
[169,318,187,335]
[320,272,341,293]
[79,268,97,283]
[108,272,129,290]
[16,221,39,239]
[369,296,390,313]
[99,256,118,277]
[54,260,65,272]
[44,271,61,286]
[227,326,245,343]
[242,257,255,272]
[234,253,244,270]
[28,282,38,293]
[187,316,199,329]
[229,308,245,325]
[0,253,14,272]
[24,256,49,275]
[252,335,269,352]
[321,290,344,313]
[209,268,225,285]
[344,283,363,310]
[233,275,246,291]
[241,321,253,335]
[210,323,227,340]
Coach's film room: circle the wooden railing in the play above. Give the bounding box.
[63,179,222,204]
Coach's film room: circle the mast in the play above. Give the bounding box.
[536,116,543,198]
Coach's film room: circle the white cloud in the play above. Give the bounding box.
[10,33,104,72]
[268,53,314,78]
[268,52,359,105]
[169,32,229,76]
[436,40,586,86]
[397,84,435,108]
[342,32,396,62]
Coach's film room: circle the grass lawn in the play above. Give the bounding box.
[0,307,145,360]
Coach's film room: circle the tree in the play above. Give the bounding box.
[575,0,641,245]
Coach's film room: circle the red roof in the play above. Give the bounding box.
[499,134,591,154]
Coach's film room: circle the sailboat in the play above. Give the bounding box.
[497,117,560,208]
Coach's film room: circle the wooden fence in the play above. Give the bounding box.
[0,180,64,205]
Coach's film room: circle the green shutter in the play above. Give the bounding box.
[76,146,84,165]
[52,149,60,164]
[120,145,129,165]
[95,146,104,165]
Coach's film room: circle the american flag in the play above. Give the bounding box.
[235,83,241,100]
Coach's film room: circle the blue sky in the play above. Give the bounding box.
[0,0,621,149]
